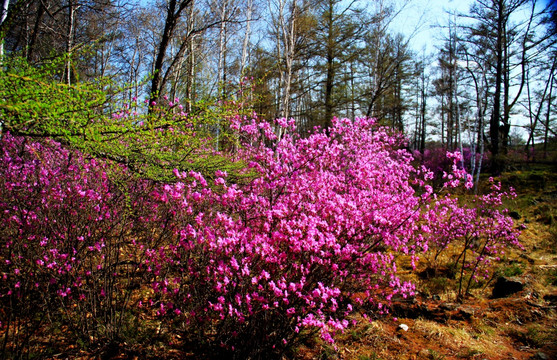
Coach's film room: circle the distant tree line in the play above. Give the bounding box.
[1,0,556,172]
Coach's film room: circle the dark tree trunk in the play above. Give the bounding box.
[149,0,192,112]
[490,1,504,174]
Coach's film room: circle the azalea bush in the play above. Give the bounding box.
[413,146,489,188]
[145,117,432,358]
[0,112,522,359]
[0,133,159,357]
[421,152,522,299]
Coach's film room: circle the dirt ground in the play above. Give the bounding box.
[294,168,557,360]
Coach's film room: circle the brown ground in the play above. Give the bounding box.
[294,167,557,360]
[295,290,557,360]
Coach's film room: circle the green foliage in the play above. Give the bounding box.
[349,329,363,341]
[0,56,247,181]
[546,268,557,286]
[497,262,525,277]
[0,56,107,138]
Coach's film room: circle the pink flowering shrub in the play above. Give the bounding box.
[0,134,156,356]
[145,117,431,358]
[413,147,488,188]
[0,115,521,359]
[421,152,522,299]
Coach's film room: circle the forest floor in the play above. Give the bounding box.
[294,163,557,360]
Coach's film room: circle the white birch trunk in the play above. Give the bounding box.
[240,0,253,77]
[0,0,8,61]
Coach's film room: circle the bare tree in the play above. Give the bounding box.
[269,0,307,121]
[460,0,552,171]
[149,0,193,105]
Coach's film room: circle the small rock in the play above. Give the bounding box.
[439,303,458,311]
[398,324,409,332]
[531,352,548,360]
[458,307,475,319]
[492,276,525,298]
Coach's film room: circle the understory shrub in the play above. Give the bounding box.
[0,133,159,357]
[145,117,433,358]
[0,116,521,359]
[421,153,523,299]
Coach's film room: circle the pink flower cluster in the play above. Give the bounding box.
[0,133,155,349]
[0,116,521,357]
[143,117,431,353]
[422,154,522,297]
[1,134,114,298]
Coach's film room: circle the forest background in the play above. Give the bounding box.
[1,0,557,359]
[1,0,556,171]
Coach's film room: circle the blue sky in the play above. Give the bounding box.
[390,0,473,53]
[393,0,554,55]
